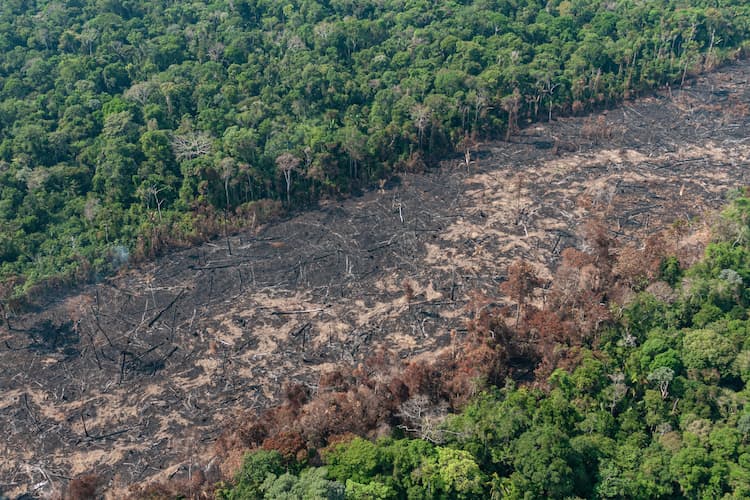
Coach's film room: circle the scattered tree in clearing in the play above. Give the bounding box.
[456,132,479,172]
[500,259,542,328]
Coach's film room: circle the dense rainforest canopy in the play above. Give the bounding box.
[1,0,749,298]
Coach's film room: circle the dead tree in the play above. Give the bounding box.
[456,133,479,172]
[501,89,522,141]
[123,81,156,107]
[397,394,448,444]
[275,152,301,206]
[500,259,542,328]
[172,132,213,161]
[0,280,16,330]
[411,104,432,152]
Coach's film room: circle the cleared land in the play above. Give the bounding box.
[2,61,750,497]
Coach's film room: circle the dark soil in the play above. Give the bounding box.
[3,61,750,497]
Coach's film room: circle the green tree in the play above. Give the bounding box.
[510,425,583,499]
[344,479,396,500]
[323,437,385,485]
[682,328,737,376]
[421,447,487,499]
[262,468,345,500]
[220,450,284,500]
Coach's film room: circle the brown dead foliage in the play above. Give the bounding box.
[215,314,510,467]
[262,431,307,464]
[580,115,613,144]
[66,474,101,500]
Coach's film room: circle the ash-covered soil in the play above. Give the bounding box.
[3,62,750,497]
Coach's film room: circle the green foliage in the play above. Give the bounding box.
[262,468,345,500]
[344,479,395,500]
[510,425,586,499]
[221,450,284,499]
[322,437,386,485]
[660,255,682,287]
[622,292,670,340]
[381,438,437,498]
[219,451,344,500]
[421,447,486,499]
[682,328,737,374]
[2,0,749,298]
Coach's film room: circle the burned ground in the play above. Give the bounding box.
[2,62,750,497]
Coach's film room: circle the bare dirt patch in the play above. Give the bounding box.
[3,62,750,497]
